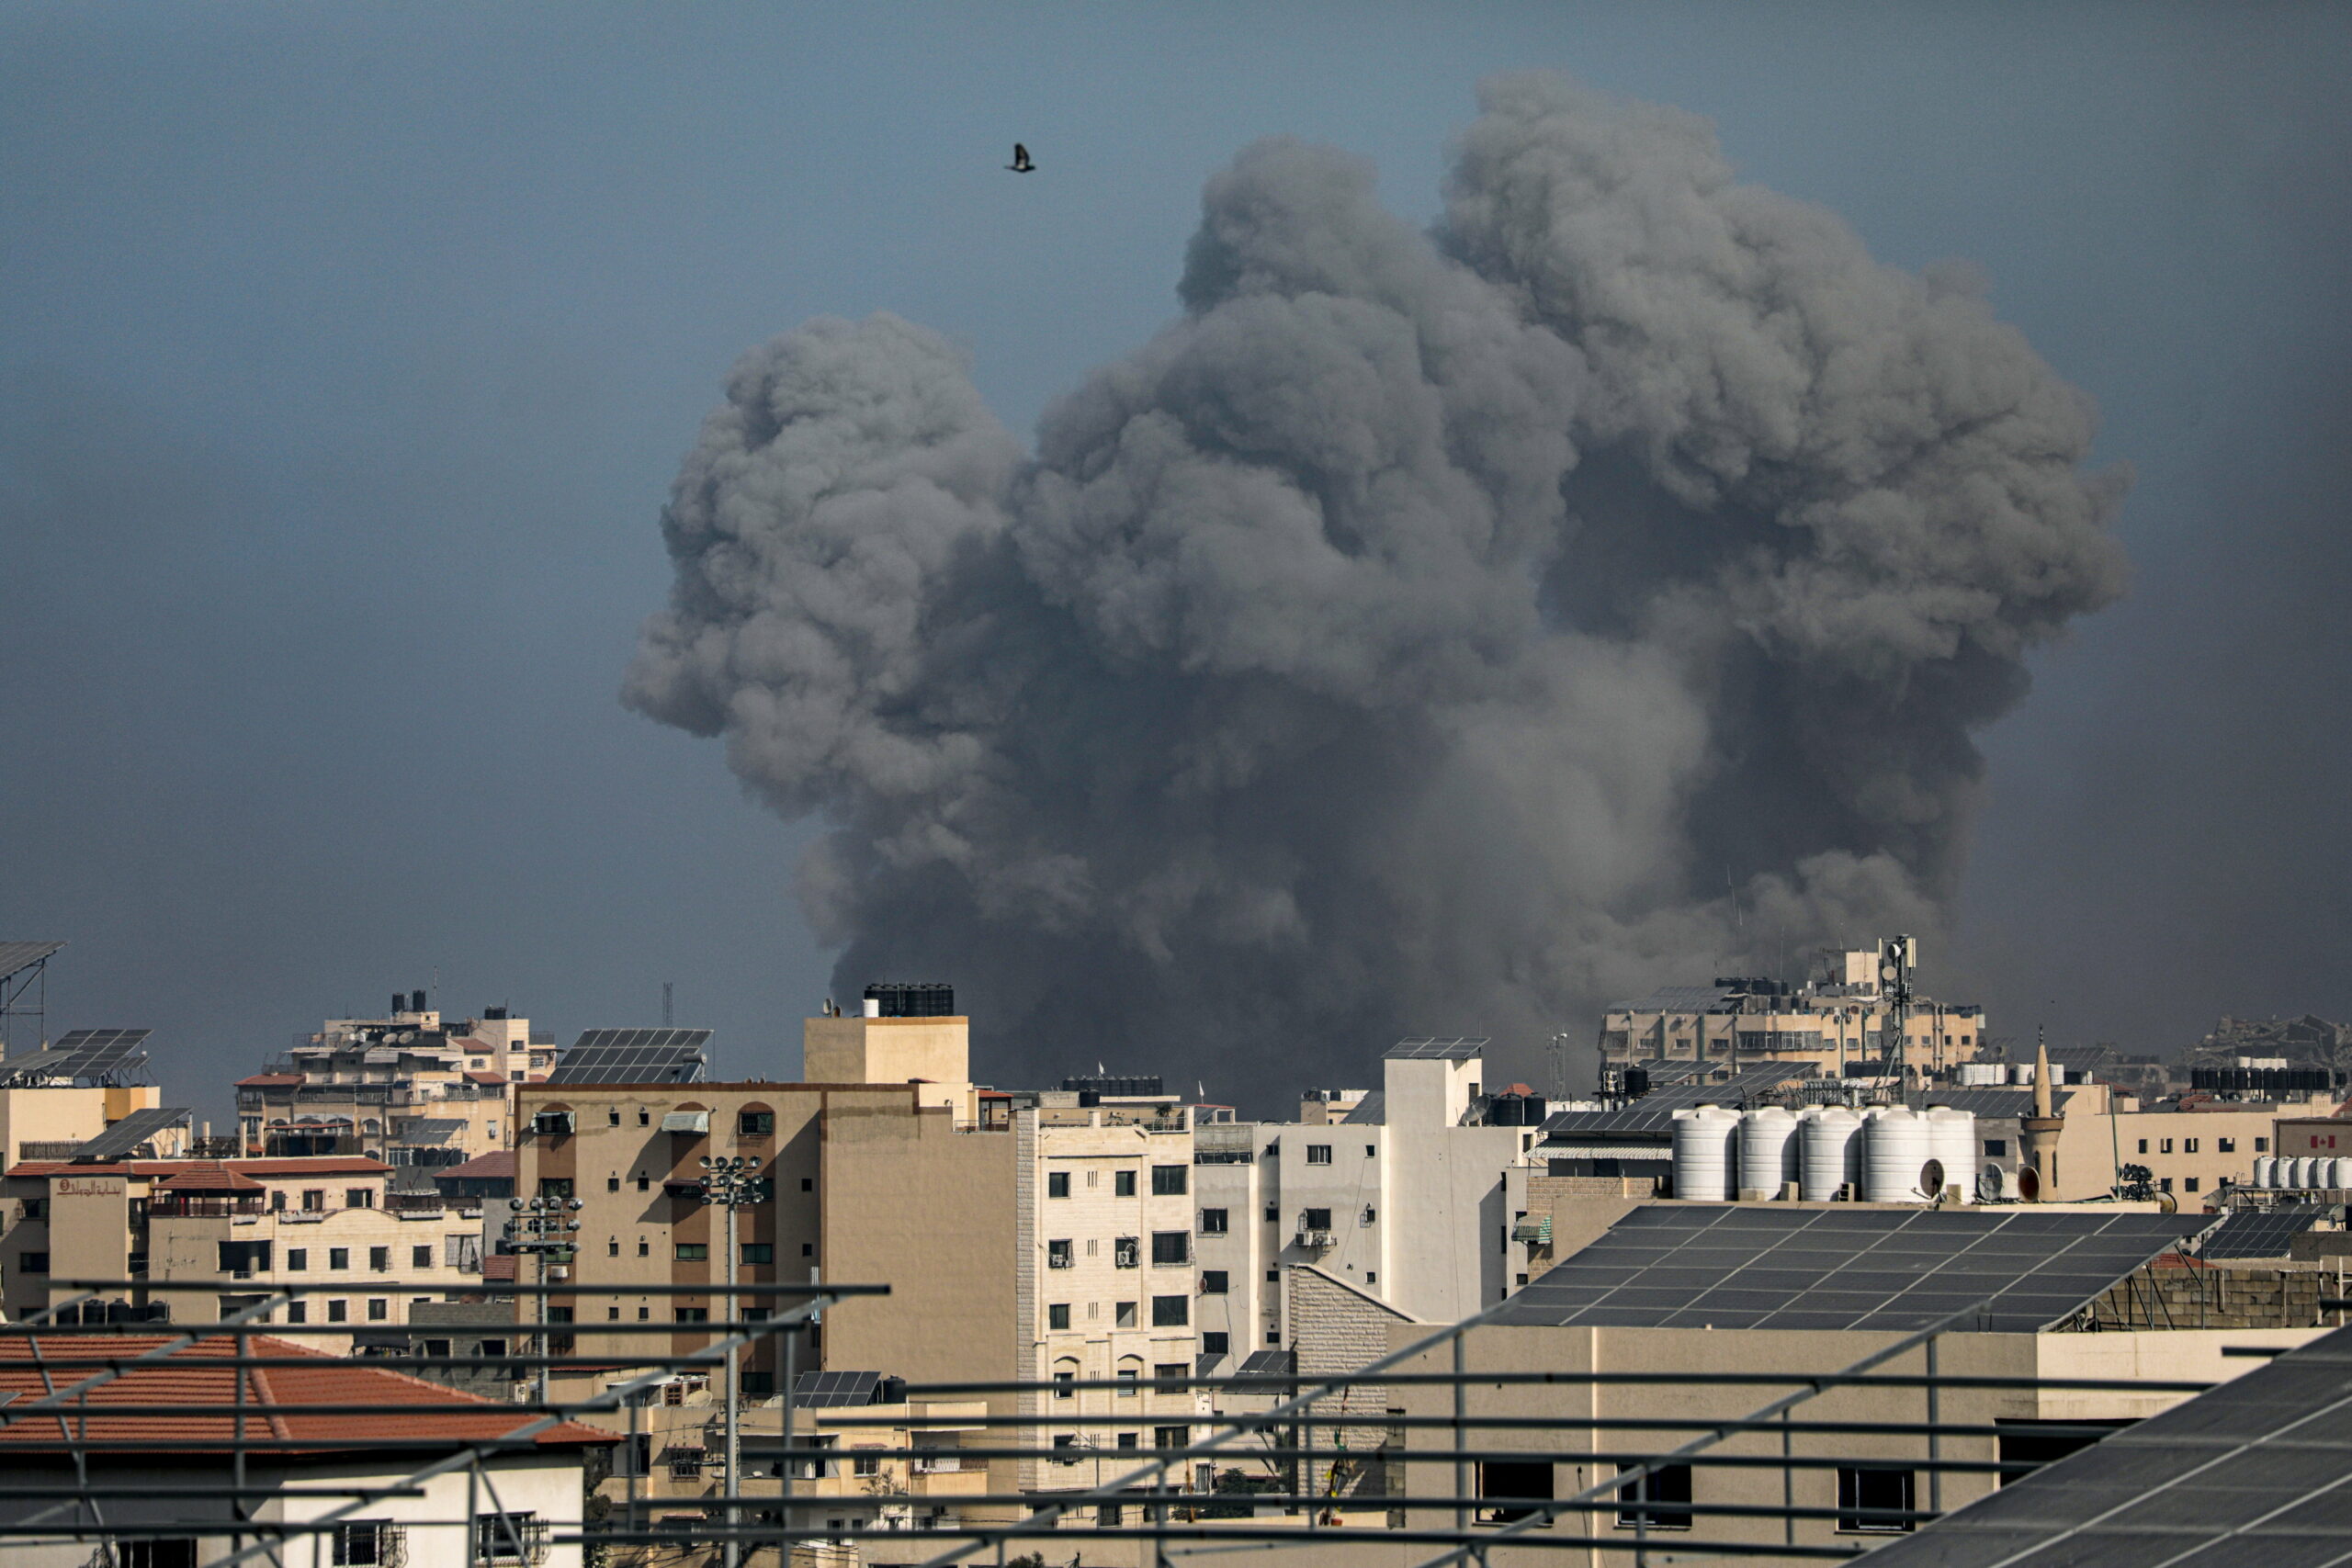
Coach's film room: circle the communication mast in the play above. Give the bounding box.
[1879,934,1917,1078]
[1548,1030,1573,1103]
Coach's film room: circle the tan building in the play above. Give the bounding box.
[1,1154,483,1341]
[237,996,547,1165]
[0,1081,179,1166]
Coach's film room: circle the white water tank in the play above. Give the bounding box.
[2294,1156,2320,1189]
[1672,1106,1741,1201]
[1924,1108,1977,1203]
[1863,1107,1934,1203]
[2332,1158,2352,1190]
[1738,1108,1800,1198]
[2008,1062,2036,1086]
[2253,1156,2277,1189]
[1956,1063,2005,1087]
[1800,1108,1863,1201]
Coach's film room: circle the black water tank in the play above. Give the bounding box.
[864,982,956,1018]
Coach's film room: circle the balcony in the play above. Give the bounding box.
[148,1197,267,1219]
[473,1517,549,1566]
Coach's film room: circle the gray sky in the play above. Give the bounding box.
[4,2,2346,1118]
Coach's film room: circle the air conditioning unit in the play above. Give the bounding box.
[1295,1229,1335,1251]
[661,1111,711,1134]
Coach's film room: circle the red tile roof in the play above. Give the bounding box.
[0,1335,613,1454]
[155,1169,266,1193]
[466,1071,512,1086]
[235,1074,304,1088]
[440,1149,516,1179]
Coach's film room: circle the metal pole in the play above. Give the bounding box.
[536,1243,550,1408]
[727,1193,742,1568]
[784,1323,798,1561]
[1926,1337,1942,1517]
[1451,1331,1468,1536]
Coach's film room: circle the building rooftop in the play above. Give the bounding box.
[439,1149,516,1180]
[1541,1063,1816,1136]
[0,1335,613,1455]
[1860,1321,2352,1565]
[6,1156,391,1179]
[1496,1203,2211,1334]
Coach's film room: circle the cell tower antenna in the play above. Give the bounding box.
[662,981,674,1028]
[1548,1031,1573,1103]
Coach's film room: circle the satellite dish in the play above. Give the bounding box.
[2156,1191,2178,1214]
[1919,1158,1946,1200]
[2018,1165,2042,1201]
[1978,1165,2006,1201]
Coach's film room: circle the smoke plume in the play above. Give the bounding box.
[625,74,2127,1100]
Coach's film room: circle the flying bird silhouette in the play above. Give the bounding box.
[1006,143,1035,173]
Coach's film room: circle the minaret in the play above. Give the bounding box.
[2020,1030,2064,1201]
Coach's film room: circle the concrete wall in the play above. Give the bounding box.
[1289,1265,1420,1495]
[802,1017,971,1114]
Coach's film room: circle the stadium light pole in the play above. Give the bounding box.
[700,1154,763,1568]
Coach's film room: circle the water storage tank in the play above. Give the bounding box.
[1737,1108,1800,1199]
[1799,1108,1862,1201]
[1955,1063,2005,1087]
[2331,1158,2352,1190]
[1924,1109,1977,1203]
[1672,1107,1740,1201]
[1863,1107,1934,1203]
[2294,1156,2320,1189]
[2253,1156,2277,1189]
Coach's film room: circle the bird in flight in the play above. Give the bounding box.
[1006,142,1035,173]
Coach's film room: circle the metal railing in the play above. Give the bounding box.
[0,1273,2309,1568]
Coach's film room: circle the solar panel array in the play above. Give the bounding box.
[1615,985,1738,1013]
[545,1028,712,1085]
[1495,1203,2211,1334]
[2199,1205,2321,1259]
[0,1027,153,1085]
[793,1370,883,1407]
[1340,1089,1386,1126]
[1384,1037,1489,1060]
[1861,1322,2352,1566]
[1540,1062,1817,1136]
[69,1105,189,1161]
[1918,1087,2080,1119]
[0,941,63,980]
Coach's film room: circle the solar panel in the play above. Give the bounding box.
[1541,1063,1816,1136]
[792,1370,884,1407]
[0,942,63,981]
[1340,1090,1385,1125]
[0,1027,153,1085]
[1860,1322,2352,1566]
[1384,1038,1489,1061]
[1613,985,1738,1013]
[545,1028,712,1085]
[1920,1088,2081,1119]
[1496,1204,2212,1334]
[69,1106,189,1161]
[2199,1206,2321,1259]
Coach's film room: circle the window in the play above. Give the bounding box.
[1114,1236,1140,1269]
[368,1298,388,1322]
[1202,1270,1228,1294]
[1117,1432,1139,1450]
[801,1177,814,1191]
[1152,1294,1189,1326]
[1154,1425,1189,1450]
[1203,1331,1228,1356]
[332,1522,395,1565]
[412,1245,433,1269]
[608,1305,621,1320]
[1052,1434,1079,1463]
[638,1238,650,1256]
[1152,1165,1187,1196]
[1151,1231,1191,1266]
[1363,1206,1377,1224]
[607,1175,621,1191]
[369,1246,390,1272]
[1047,1303,1070,1330]
[739,1111,775,1137]
[2257,1137,2269,1152]
[473,1513,541,1562]
[2183,1137,2199,1153]
[288,1248,309,1271]
[1302,1208,1332,1232]
[1267,1328,1281,1344]
[1306,1145,1332,1166]
[639,1108,651,1125]
[2220,1137,2236,1153]
[2186,1178,2201,1192]
[1265,1204,1279,1222]
[1053,1368,1075,1400]
[637,1174,650,1192]
[1117,1365,1139,1397]
[1984,1139,2007,1157]
[2161,1139,2174,1155]
[1366,1144,1377,1157]
[1838,1466,1916,1533]
[119,1543,198,1568]
[287,1301,308,1324]
[1048,1238,1074,1269]
[328,1299,348,1323]
[1047,1171,1070,1199]
[1200,1208,1228,1235]
[1115,1301,1137,1327]
[1464,1460,1555,1527]
[675,1307,710,1323]
[346,1188,376,1209]
[302,1190,325,1212]
[608,1238,620,1257]
[2160,1177,2174,1192]
[671,1448,706,1480]
[1612,1464,1689,1529]
[2137,1140,2148,1154]
[1115,1169,1137,1197]
[741,1242,773,1265]
[608,1108,622,1125]
[329,1248,350,1271]
[801,1242,814,1257]
[676,1243,708,1261]
[1097,1504,1123,1528]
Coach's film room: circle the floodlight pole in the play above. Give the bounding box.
[699,1154,761,1568]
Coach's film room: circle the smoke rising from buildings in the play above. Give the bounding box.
[626,74,2127,1098]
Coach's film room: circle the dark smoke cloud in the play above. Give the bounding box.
[625,74,2127,1100]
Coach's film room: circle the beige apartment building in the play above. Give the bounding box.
[0,1081,179,1166]
[237,997,547,1165]
[0,1154,482,1341]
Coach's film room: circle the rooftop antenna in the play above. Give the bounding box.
[1548,1031,1572,1104]
[662,981,674,1028]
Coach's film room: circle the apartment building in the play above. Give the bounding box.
[1194,1039,1529,1374]
[0,1155,483,1341]
[1598,946,1990,1083]
[236,995,547,1165]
